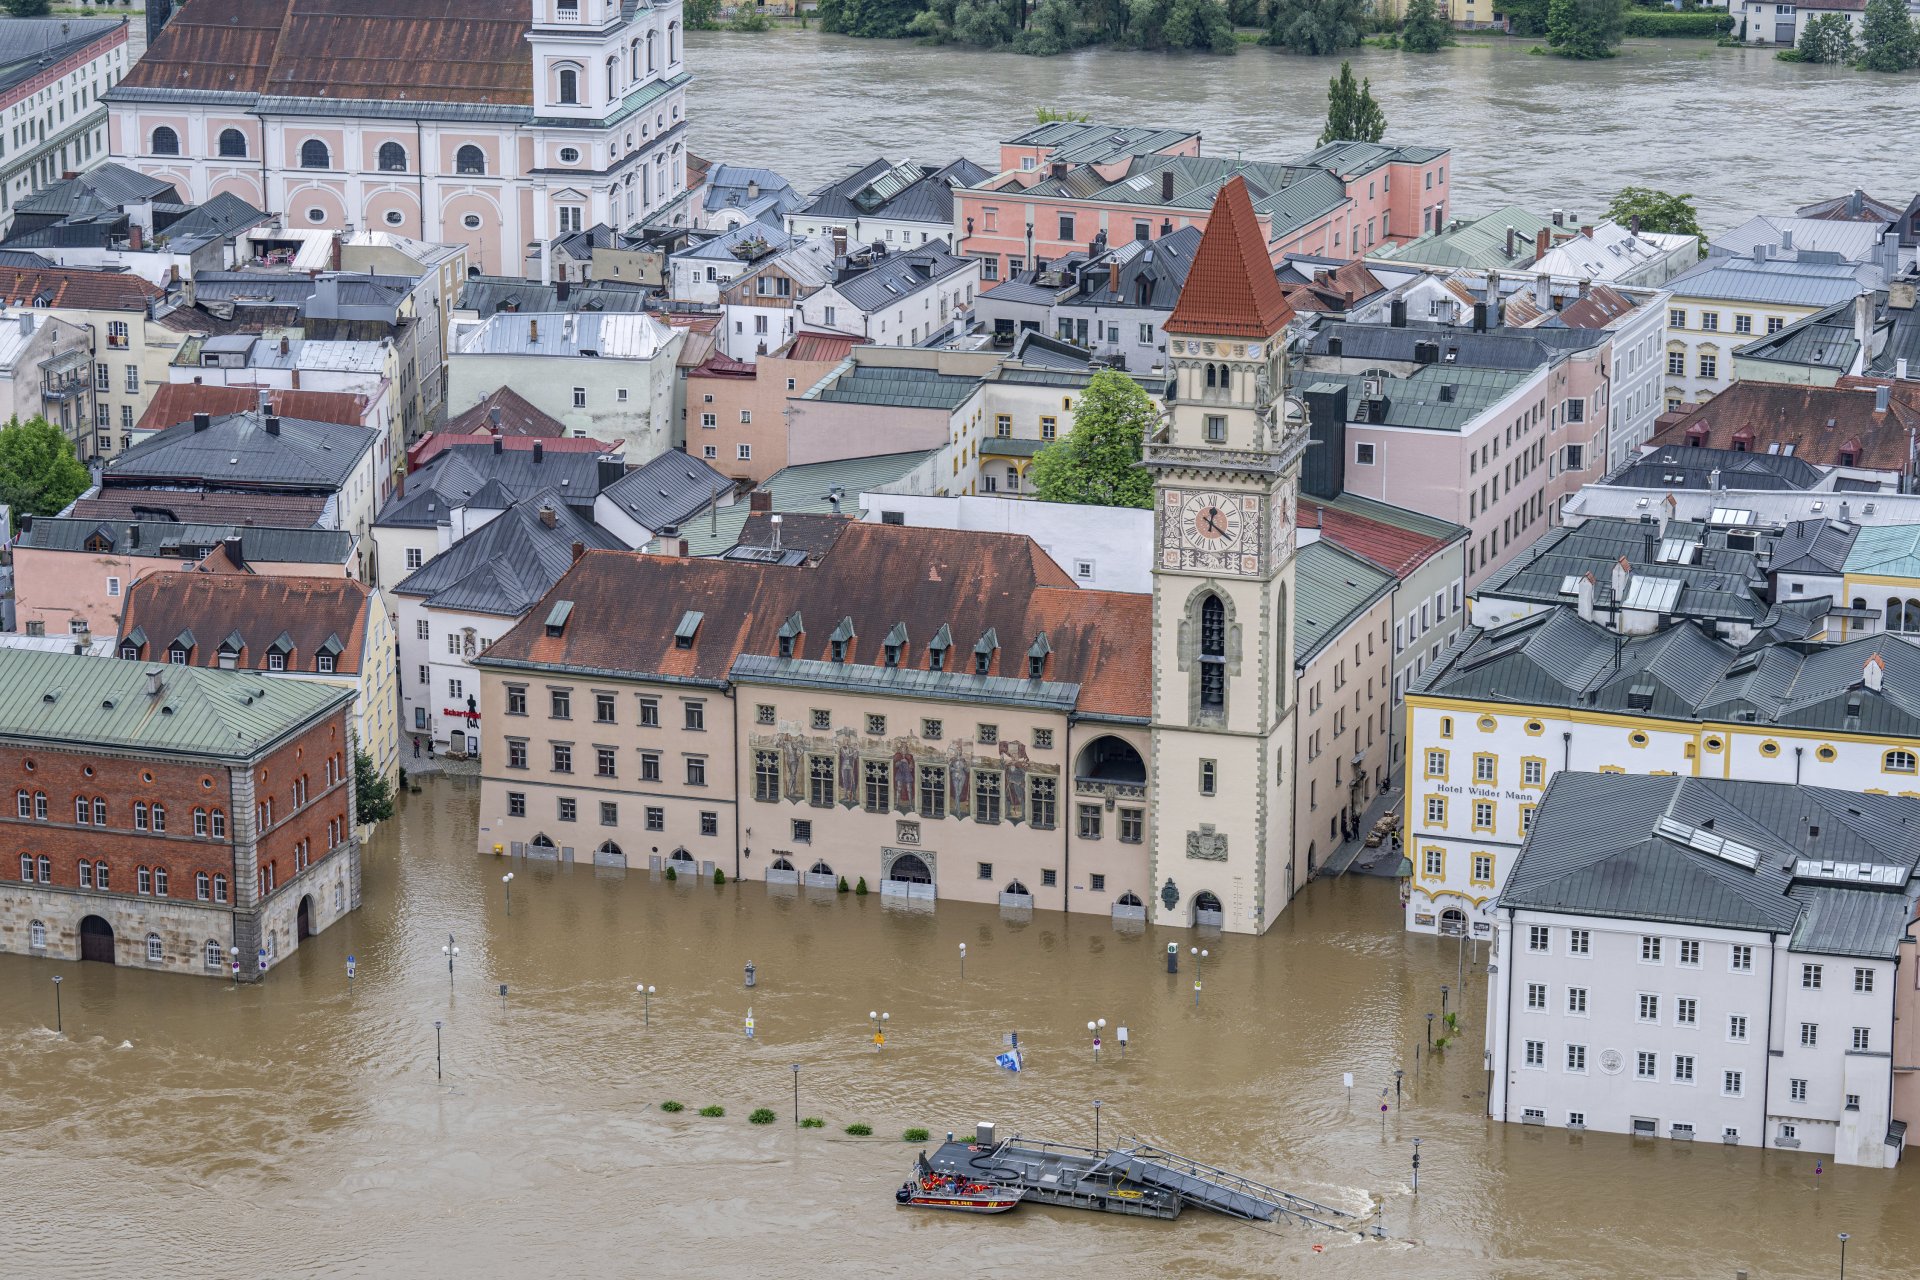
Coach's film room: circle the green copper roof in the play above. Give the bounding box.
[0,648,350,761]
[1294,540,1396,665]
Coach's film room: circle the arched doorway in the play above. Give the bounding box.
[886,854,931,884]
[595,840,627,869]
[297,895,315,941]
[1440,907,1468,936]
[770,857,795,871]
[1192,891,1224,927]
[1117,891,1143,907]
[670,848,695,866]
[79,914,114,964]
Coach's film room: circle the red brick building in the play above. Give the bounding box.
[0,649,358,978]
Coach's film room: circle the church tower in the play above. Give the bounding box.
[1146,176,1303,935]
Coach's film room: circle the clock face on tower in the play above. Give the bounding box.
[1161,489,1264,575]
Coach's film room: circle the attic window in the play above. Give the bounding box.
[830,639,846,663]
[168,647,188,666]
[674,610,704,649]
[778,634,794,659]
[883,622,908,669]
[120,645,137,660]
[1027,632,1052,680]
[544,599,575,637]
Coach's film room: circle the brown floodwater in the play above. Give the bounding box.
[1,778,1911,1277]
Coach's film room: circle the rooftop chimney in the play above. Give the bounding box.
[532,440,545,463]
[1899,358,1911,380]
[492,433,504,454]
[1875,384,1891,414]
[264,415,281,436]
[1889,278,1917,312]
[1864,652,1885,693]
[1108,258,1119,296]
[529,318,540,343]
[490,405,503,429]
[278,334,290,356]
[1390,298,1406,328]
[571,540,585,563]
[1161,171,1174,203]
[1534,272,1552,310]
[146,667,164,699]
[1575,572,1596,622]
[1504,225,1516,258]
[1534,227,1550,262]
[597,456,623,490]
[538,505,557,529]
[1578,278,1591,299]
[192,412,211,432]
[1551,209,1564,228]
[223,534,245,570]
[128,222,143,251]
[1630,214,1641,236]
[1472,302,1487,333]
[749,489,773,512]
[747,178,760,200]
[1611,554,1632,599]
[770,513,783,552]
[1855,291,1876,353]
[1781,228,1794,253]
[556,279,571,303]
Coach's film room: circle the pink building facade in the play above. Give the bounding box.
[106,0,690,276]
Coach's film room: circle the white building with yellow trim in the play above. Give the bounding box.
[1404,606,1920,937]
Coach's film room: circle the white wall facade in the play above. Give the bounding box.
[1488,908,1899,1166]
[856,492,1152,593]
[396,596,518,753]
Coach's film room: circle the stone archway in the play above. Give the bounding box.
[79,914,115,964]
[1192,891,1224,928]
[297,895,315,941]
[886,853,931,884]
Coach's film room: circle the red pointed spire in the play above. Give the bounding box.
[1165,176,1294,339]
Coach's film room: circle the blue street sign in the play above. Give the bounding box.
[346,955,357,980]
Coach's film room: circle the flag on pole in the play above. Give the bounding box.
[994,1048,1023,1072]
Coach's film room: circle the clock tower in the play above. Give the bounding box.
[1146,176,1304,935]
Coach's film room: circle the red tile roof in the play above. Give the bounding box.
[1549,284,1636,329]
[482,522,1150,719]
[123,0,535,106]
[781,331,866,363]
[442,387,567,438]
[0,265,163,312]
[136,383,369,434]
[1165,177,1295,339]
[1649,381,1920,472]
[1278,260,1383,313]
[1298,498,1460,578]
[119,573,373,675]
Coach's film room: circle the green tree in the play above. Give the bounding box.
[1546,0,1625,58]
[3,0,52,16]
[1857,0,1920,71]
[0,416,88,529]
[354,747,395,826]
[1796,12,1857,62]
[1262,0,1367,52]
[726,6,772,30]
[683,0,721,29]
[1399,0,1453,50]
[1604,186,1706,253]
[1034,104,1092,122]
[1028,369,1157,508]
[1318,60,1386,144]
[1500,0,1549,34]
[1014,0,1092,53]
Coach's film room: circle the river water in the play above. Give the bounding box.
[1,777,1913,1277]
[687,32,1920,234]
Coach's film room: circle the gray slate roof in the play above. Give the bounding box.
[1667,256,1868,308]
[107,411,376,490]
[1294,539,1396,664]
[1059,225,1203,312]
[1502,773,1920,957]
[377,446,612,529]
[795,157,989,227]
[15,517,352,565]
[0,19,125,96]
[457,275,654,317]
[1606,444,1826,492]
[1304,319,1605,371]
[806,361,979,411]
[828,240,973,313]
[1419,606,1920,740]
[391,492,622,615]
[1478,516,1773,627]
[598,450,732,532]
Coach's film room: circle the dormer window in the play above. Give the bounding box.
[778,634,794,658]
[317,655,335,674]
[267,652,285,672]
[168,647,188,666]
[674,611,704,650]
[777,610,803,659]
[544,600,574,638]
[885,644,901,667]
[975,652,991,675]
[830,639,846,663]
[883,622,908,669]
[120,645,137,660]
[1027,632,1052,681]
[930,646,945,671]
[828,617,856,664]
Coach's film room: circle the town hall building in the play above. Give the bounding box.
[470,178,1317,933]
[108,0,692,275]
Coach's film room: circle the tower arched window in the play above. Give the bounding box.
[1199,594,1226,711]
[630,37,640,79]
[1205,364,1217,389]
[557,67,579,105]
[377,141,407,172]
[607,56,619,100]
[150,126,179,156]
[646,30,657,72]
[299,138,330,169]
[668,21,679,63]
[217,128,247,158]
[455,145,485,176]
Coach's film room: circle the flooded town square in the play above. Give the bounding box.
[3,779,1913,1277]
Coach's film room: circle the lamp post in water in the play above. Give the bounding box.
[1093,1099,1102,1154]
[442,934,459,986]
[50,974,61,1034]
[1087,1018,1106,1060]
[434,1019,444,1080]
[791,1064,801,1126]
[1839,1232,1850,1279]
[958,942,966,979]
[1190,948,1208,1007]
[637,984,655,1027]
[870,1010,889,1051]
[501,872,514,916]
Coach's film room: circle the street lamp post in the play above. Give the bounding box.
[637,983,655,1027]
[1838,1232,1850,1279]
[1190,947,1208,1007]
[1087,1018,1106,1060]
[502,872,514,916]
[230,945,240,988]
[1426,1011,1435,1048]
[1395,1068,1404,1109]
[1093,1099,1102,1154]
[1412,1137,1422,1194]
[434,1019,444,1080]
[442,934,459,986]
[791,1064,801,1126]
[958,942,966,980]
[870,1010,889,1051]
[1441,983,1450,1013]
[51,974,61,1034]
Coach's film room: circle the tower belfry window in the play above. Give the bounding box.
[1199,594,1225,710]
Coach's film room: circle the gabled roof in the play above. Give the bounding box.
[1165,177,1294,338]
[1842,523,1920,581]
[598,451,733,533]
[1293,540,1395,665]
[118,574,373,674]
[1298,492,1466,578]
[390,493,622,615]
[1648,381,1920,472]
[456,275,654,318]
[478,522,1151,719]
[377,444,611,529]
[825,240,975,314]
[0,647,349,762]
[0,263,163,312]
[67,490,330,530]
[16,517,352,565]
[440,386,568,438]
[0,18,124,96]
[1502,773,1920,955]
[796,157,990,226]
[1477,516,1774,626]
